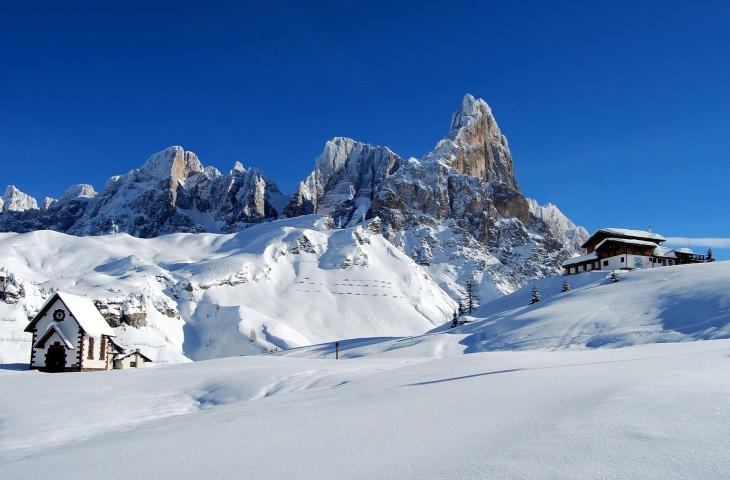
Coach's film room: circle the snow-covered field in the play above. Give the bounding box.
[2,262,730,478]
[1,336,728,479]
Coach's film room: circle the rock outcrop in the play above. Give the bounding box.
[0,146,286,237]
[284,94,587,299]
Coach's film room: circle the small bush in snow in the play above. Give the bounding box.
[561,280,570,292]
[610,271,620,283]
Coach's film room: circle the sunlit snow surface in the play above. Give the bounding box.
[2,262,730,478]
[0,215,454,363]
[0,338,728,479]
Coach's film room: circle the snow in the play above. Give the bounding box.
[595,228,666,241]
[561,251,598,266]
[54,291,116,337]
[446,261,730,351]
[0,215,454,363]
[0,338,728,479]
[34,324,74,349]
[594,237,662,250]
[1,185,37,212]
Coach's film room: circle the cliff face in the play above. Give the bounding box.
[284,94,587,299]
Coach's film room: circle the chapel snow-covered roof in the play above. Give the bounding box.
[25,291,115,337]
[57,292,115,337]
[34,324,75,349]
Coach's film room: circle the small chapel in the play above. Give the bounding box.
[25,291,150,372]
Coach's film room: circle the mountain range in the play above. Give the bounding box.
[0,94,588,361]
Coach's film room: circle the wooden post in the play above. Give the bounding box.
[335,341,340,360]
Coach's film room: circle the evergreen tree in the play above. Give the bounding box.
[450,310,459,329]
[529,285,541,305]
[610,271,620,283]
[464,279,479,314]
[561,280,570,292]
[707,248,715,263]
[457,301,465,317]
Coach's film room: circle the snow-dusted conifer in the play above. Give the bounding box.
[450,310,459,329]
[464,279,479,314]
[249,329,257,343]
[707,248,715,263]
[561,280,570,292]
[610,271,620,283]
[529,285,541,305]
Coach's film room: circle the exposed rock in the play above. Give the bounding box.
[2,185,38,212]
[0,146,286,237]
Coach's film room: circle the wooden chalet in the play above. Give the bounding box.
[562,228,705,275]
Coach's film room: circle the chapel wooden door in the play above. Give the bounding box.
[45,342,66,372]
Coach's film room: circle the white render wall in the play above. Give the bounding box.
[567,254,676,275]
[82,333,109,370]
[114,352,147,369]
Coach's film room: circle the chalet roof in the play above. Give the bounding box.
[653,246,677,258]
[594,237,660,250]
[24,291,115,337]
[599,228,665,241]
[674,247,694,254]
[34,324,75,349]
[561,252,598,267]
[582,228,665,248]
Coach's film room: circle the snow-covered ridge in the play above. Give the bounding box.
[0,215,454,363]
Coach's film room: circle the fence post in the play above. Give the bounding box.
[335,341,340,360]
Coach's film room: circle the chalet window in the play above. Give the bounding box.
[603,260,608,267]
[130,361,137,368]
[100,337,106,360]
[650,258,654,262]
[87,337,95,359]
[620,257,625,263]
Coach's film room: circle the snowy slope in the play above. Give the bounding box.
[0,215,454,363]
[271,261,730,360]
[450,261,730,351]
[1,339,728,479]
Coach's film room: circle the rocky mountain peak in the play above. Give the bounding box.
[140,146,204,181]
[428,93,517,189]
[1,185,38,212]
[59,184,97,203]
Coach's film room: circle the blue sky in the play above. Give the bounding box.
[1,1,729,256]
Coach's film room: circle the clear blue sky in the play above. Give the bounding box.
[1,1,729,256]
